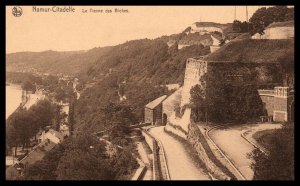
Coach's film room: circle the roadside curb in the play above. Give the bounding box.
[241,131,269,156]
[145,126,171,180]
[205,126,246,180]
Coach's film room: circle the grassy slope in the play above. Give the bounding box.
[252,129,277,150]
[205,39,294,63]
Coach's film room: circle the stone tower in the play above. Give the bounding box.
[180,58,207,107]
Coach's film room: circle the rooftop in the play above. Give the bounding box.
[145,95,167,109]
[193,22,229,29]
[48,129,65,141]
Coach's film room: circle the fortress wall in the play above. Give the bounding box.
[252,26,294,40]
[190,25,223,34]
[162,87,182,122]
[180,58,207,107]
[267,27,294,39]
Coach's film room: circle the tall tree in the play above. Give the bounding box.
[190,84,206,122]
[68,101,75,136]
[250,6,293,28]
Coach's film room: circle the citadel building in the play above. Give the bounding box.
[145,57,294,125]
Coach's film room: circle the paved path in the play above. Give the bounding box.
[149,126,210,180]
[209,123,282,180]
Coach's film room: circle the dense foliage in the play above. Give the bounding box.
[6,72,42,85]
[250,122,294,180]
[249,6,294,28]
[75,39,210,132]
[83,39,210,84]
[190,67,266,123]
[232,20,253,33]
[24,133,138,180]
[6,100,58,155]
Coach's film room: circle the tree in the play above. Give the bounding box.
[232,20,242,32]
[21,81,35,93]
[250,122,294,180]
[190,84,206,122]
[54,104,63,131]
[54,87,67,103]
[56,149,114,180]
[250,6,293,28]
[6,99,57,156]
[55,133,114,180]
[68,101,75,136]
[6,108,32,154]
[30,100,56,129]
[109,148,139,179]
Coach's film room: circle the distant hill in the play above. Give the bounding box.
[6,21,236,77]
[6,47,113,76]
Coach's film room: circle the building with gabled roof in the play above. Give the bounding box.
[144,95,167,125]
[38,129,65,144]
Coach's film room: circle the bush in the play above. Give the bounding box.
[250,122,294,180]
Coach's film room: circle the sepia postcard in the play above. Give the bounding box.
[5,5,294,181]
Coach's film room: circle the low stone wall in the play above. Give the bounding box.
[187,123,231,180]
[141,129,161,180]
[141,129,154,152]
[130,123,151,129]
[131,161,147,180]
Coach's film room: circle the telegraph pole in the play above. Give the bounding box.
[246,6,248,22]
[234,6,236,21]
[246,6,250,31]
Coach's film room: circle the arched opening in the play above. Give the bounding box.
[290,101,294,122]
[162,113,168,125]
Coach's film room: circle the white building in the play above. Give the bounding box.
[209,35,221,53]
[190,22,223,35]
[252,21,294,40]
[39,129,65,144]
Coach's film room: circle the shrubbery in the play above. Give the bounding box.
[250,122,294,180]
[24,132,138,180]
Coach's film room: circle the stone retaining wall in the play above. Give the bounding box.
[187,123,231,180]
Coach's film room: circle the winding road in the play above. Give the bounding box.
[208,123,282,180]
[149,126,210,180]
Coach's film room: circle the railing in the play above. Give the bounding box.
[258,89,274,96]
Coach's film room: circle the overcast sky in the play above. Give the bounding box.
[6,6,270,53]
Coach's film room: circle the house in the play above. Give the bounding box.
[144,95,167,125]
[252,20,294,39]
[39,129,65,144]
